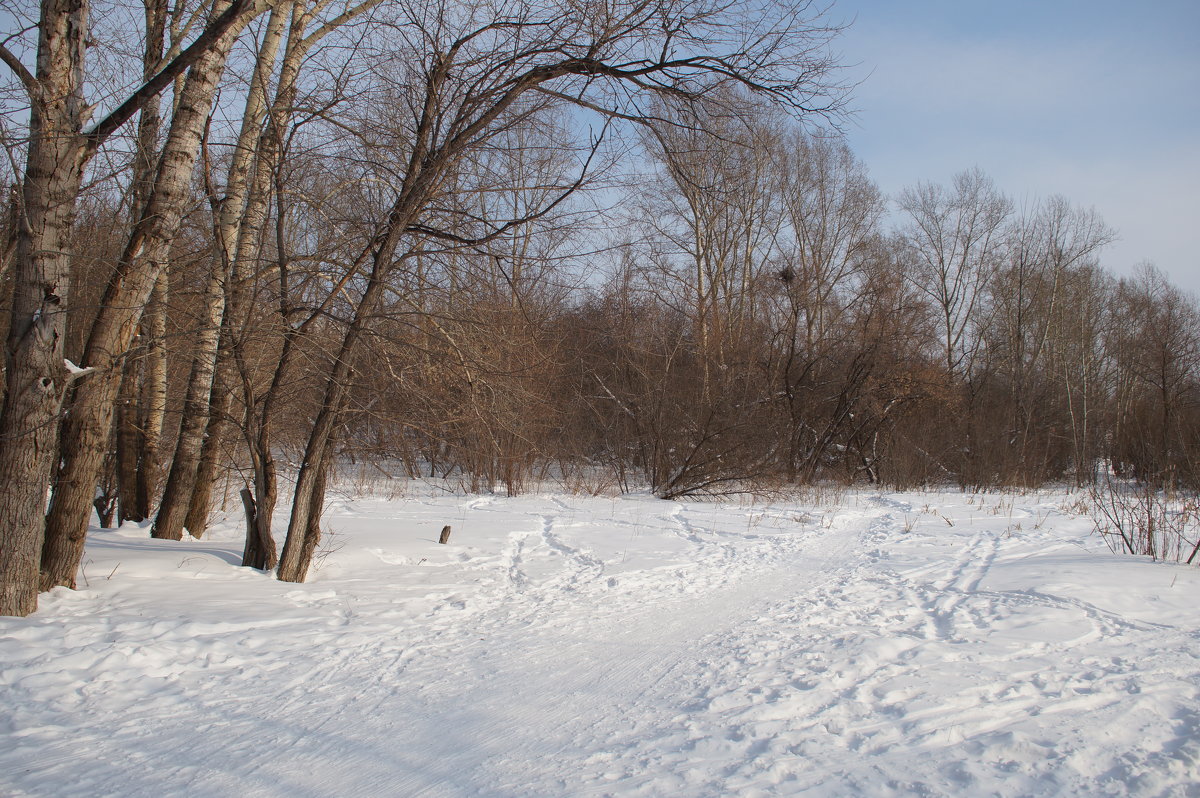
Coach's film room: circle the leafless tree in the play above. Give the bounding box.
[980,196,1113,483]
[898,168,1011,380]
[1109,264,1200,487]
[635,97,782,392]
[153,0,384,543]
[895,168,1011,484]
[40,0,279,592]
[767,130,884,479]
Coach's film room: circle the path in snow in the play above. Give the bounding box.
[1,489,1197,797]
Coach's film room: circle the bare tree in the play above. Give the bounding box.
[151,0,294,543]
[155,0,385,542]
[895,168,1011,484]
[1050,263,1114,485]
[109,0,174,526]
[1109,264,1200,486]
[898,168,1011,380]
[768,131,884,479]
[636,98,782,392]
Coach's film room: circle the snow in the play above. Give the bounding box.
[62,358,91,376]
[1,486,1197,797]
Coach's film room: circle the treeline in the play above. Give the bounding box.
[341,133,1200,500]
[1,0,1196,616]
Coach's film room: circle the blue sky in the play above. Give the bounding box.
[828,0,1199,294]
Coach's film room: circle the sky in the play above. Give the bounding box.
[828,0,1199,295]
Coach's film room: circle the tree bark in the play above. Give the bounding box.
[135,271,169,517]
[0,0,89,616]
[277,424,336,582]
[0,0,271,614]
[239,485,276,569]
[116,357,145,522]
[149,267,224,539]
[116,0,168,523]
[212,0,333,554]
[183,350,236,537]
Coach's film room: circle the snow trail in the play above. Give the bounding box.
[1,490,1197,797]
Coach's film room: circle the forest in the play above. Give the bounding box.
[2,0,1198,617]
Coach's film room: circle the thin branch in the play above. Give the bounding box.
[83,0,264,153]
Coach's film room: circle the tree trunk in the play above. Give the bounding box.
[275,412,336,582]
[250,437,280,570]
[276,237,404,583]
[240,353,281,572]
[150,258,226,540]
[277,428,336,582]
[0,0,268,613]
[93,445,119,528]
[183,352,236,537]
[276,275,383,582]
[112,0,167,525]
[0,0,89,616]
[116,355,146,523]
[239,485,276,569]
[135,272,169,518]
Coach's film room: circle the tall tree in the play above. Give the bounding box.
[770,131,884,479]
[897,168,1011,484]
[155,0,385,542]
[983,196,1113,481]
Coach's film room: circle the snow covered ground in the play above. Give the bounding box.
[2,485,1197,797]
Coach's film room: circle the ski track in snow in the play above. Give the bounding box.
[1,490,1198,797]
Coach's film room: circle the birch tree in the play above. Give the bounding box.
[983,196,1113,480]
[640,104,779,379]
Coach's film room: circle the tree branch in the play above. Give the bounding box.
[0,44,37,99]
[83,0,264,153]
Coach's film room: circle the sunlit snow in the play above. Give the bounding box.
[2,485,1196,796]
